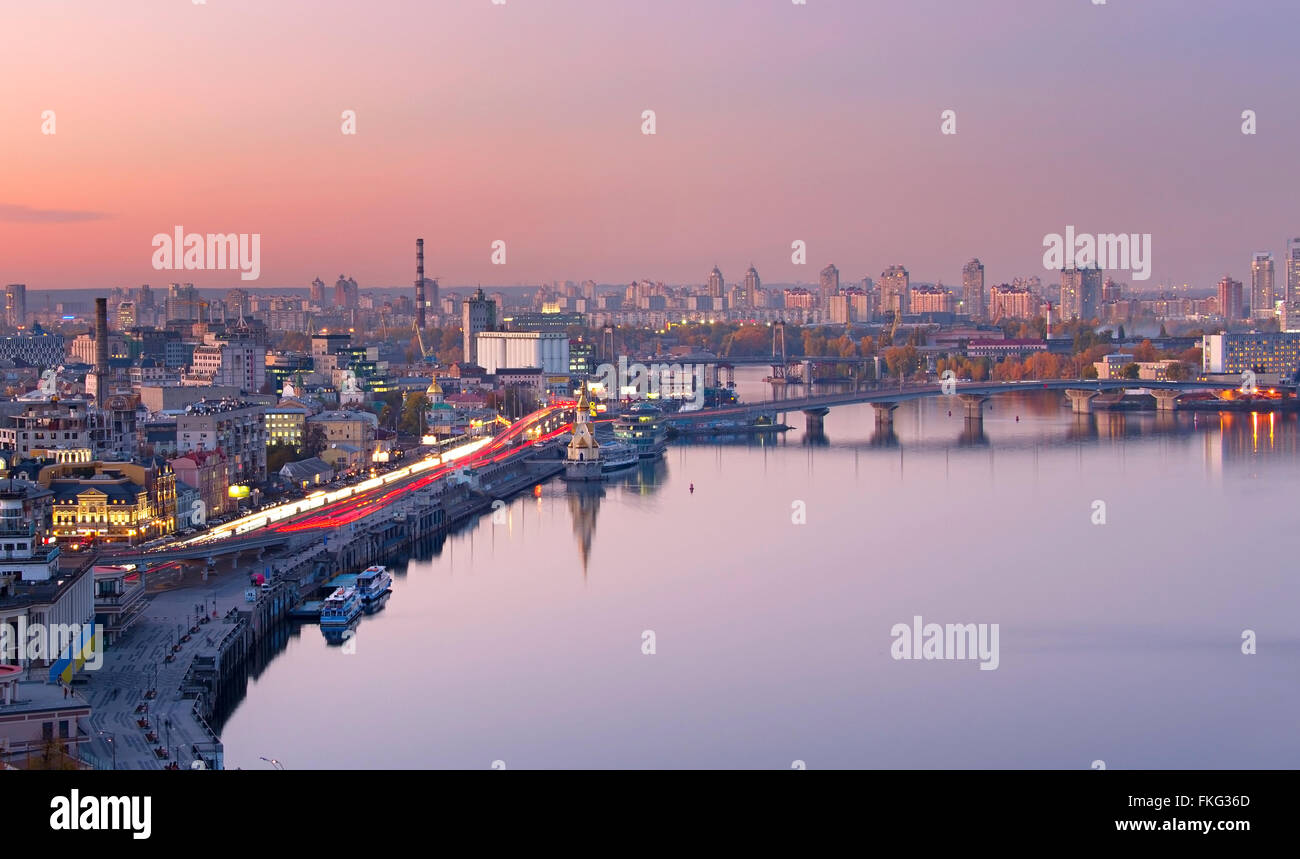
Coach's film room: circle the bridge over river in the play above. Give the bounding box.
[665,378,1255,430]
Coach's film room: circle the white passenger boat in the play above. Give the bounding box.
[320,587,361,628]
[599,441,639,473]
[356,565,392,605]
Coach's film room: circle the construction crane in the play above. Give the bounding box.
[412,319,436,363]
[889,303,902,345]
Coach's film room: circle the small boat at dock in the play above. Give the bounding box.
[356,565,392,606]
[320,586,361,629]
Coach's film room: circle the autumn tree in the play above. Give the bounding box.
[303,423,328,457]
[1132,339,1159,363]
[400,393,428,436]
[883,345,918,380]
[267,442,298,473]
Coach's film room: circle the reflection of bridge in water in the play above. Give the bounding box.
[804,408,1209,451]
[680,399,1300,462]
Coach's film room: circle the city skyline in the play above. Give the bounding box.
[3,0,1299,290]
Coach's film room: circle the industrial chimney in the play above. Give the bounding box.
[415,238,426,330]
[94,296,109,399]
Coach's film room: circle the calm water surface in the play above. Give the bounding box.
[220,373,1300,768]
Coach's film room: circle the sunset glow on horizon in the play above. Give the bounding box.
[2,0,1297,290]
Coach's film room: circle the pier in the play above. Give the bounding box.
[78,445,562,768]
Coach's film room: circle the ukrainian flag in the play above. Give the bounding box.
[49,625,101,685]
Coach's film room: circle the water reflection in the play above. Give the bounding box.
[565,483,603,577]
[957,418,987,447]
[218,383,1300,769]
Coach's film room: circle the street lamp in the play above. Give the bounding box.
[259,756,284,770]
[98,730,116,770]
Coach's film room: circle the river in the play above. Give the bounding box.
[218,369,1300,769]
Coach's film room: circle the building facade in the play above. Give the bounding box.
[43,460,177,546]
[475,330,569,375]
[1202,332,1300,378]
[176,400,268,486]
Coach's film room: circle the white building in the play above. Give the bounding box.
[475,331,569,375]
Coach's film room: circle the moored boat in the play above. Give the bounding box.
[613,402,667,459]
[356,565,392,605]
[320,586,361,629]
[599,440,638,473]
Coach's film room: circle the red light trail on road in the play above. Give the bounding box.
[273,404,574,533]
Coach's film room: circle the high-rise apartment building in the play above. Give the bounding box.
[165,283,204,323]
[879,265,910,318]
[1251,252,1276,318]
[1060,266,1102,320]
[333,275,359,309]
[707,266,725,298]
[462,288,497,364]
[1287,238,1300,303]
[226,288,250,319]
[818,264,840,304]
[1101,277,1123,304]
[1217,275,1244,321]
[989,284,1038,320]
[4,284,26,329]
[961,259,985,319]
[116,301,135,330]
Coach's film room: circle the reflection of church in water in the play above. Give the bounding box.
[564,459,667,577]
[566,484,604,578]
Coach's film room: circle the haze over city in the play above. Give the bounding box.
[3,0,1298,290]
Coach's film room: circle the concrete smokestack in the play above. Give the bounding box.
[94,296,109,400]
[415,238,426,330]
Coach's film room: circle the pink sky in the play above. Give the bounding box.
[2,0,1297,290]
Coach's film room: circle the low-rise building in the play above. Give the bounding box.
[1093,354,1185,381]
[965,339,1049,360]
[92,565,145,646]
[170,449,229,520]
[0,672,94,769]
[278,457,334,489]
[43,460,177,547]
[307,410,377,450]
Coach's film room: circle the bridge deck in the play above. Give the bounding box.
[666,380,1235,422]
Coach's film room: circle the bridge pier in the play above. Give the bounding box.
[1151,389,1180,411]
[1065,389,1098,414]
[802,407,829,433]
[872,402,898,426]
[956,393,988,421]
